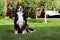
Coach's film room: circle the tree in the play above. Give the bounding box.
[21,0,40,19]
[54,0,60,11]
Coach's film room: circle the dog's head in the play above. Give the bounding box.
[18,6,23,12]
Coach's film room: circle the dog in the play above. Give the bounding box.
[14,3,34,34]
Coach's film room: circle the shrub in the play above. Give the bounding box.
[8,2,16,10]
[28,19,44,23]
[0,0,6,17]
[21,0,40,18]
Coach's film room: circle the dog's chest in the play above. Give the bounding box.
[17,12,24,21]
[17,12,25,28]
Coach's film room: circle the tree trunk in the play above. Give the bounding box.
[44,11,47,23]
[36,13,38,19]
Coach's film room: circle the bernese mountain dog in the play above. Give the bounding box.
[14,3,35,34]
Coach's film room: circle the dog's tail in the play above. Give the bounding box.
[26,26,35,33]
[26,24,36,33]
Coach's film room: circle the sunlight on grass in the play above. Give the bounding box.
[0,18,14,25]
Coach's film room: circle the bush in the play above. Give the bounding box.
[28,19,44,23]
[6,1,16,18]
[8,2,16,10]
[0,0,6,17]
[21,0,40,18]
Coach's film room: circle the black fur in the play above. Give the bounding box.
[14,3,34,33]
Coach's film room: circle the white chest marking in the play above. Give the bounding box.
[17,12,25,28]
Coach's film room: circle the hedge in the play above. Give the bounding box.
[28,19,44,23]
[0,0,6,17]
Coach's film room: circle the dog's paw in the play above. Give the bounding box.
[22,29,27,35]
[30,30,36,33]
[15,31,18,34]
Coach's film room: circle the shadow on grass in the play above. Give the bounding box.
[0,25,60,40]
[0,25,14,33]
[5,30,14,34]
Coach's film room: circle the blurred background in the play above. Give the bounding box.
[0,0,60,19]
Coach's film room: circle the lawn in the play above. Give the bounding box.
[0,18,60,40]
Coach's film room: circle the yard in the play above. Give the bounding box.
[0,18,60,40]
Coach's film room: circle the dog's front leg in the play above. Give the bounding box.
[15,28,18,34]
[22,29,27,35]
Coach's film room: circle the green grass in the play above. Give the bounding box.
[0,18,60,40]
